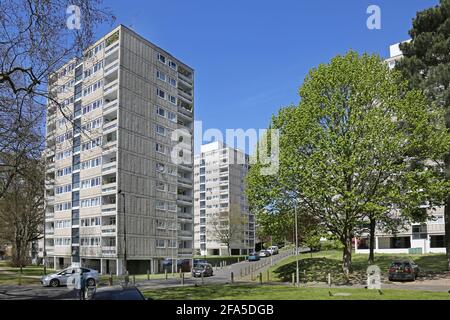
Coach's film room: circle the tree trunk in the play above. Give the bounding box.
[342,231,353,278]
[368,217,376,264]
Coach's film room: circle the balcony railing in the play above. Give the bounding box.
[103,80,118,93]
[103,119,117,132]
[177,195,193,203]
[101,246,117,257]
[104,61,119,74]
[101,225,116,235]
[103,99,118,112]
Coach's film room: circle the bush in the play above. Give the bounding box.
[320,240,343,251]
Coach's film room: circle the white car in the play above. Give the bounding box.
[41,267,99,287]
[259,250,271,257]
[267,246,279,255]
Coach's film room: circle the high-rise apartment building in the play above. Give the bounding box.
[193,141,255,256]
[44,25,194,275]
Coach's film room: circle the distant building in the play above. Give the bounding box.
[193,141,255,256]
[355,42,445,254]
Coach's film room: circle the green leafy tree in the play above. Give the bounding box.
[248,51,450,275]
[395,0,450,270]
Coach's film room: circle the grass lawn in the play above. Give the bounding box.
[0,261,55,286]
[142,284,450,300]
[267,250,448,285]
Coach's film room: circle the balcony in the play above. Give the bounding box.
[103,119,117,133]
[177,194,193,204]
[102,161,117,173]
[101,225,116,235]
[101,246,117,257]
[102,181,117,194]
[177,177,193,187]
[103,79,118,94]
[103,99,118,113]
[104,61,119,76]
[102,203,116,213]
[80,247,102,257]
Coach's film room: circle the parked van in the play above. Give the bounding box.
[267,246,279,255]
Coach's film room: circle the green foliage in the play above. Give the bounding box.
[395,0,450,268]
[247,50,450,273]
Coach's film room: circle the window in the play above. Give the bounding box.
[80,197,101,208]
[157,88,166,99]
[167,202,176,212]
[56,184,72,194]
[81,177,101,189]
[55,202,71,212]
[168,239,177,248]
[168,77,177,87]
[156,125,166,136]
[156,70,166,81]
[156,220,165,229]
[168,60,177,70]
[156,107,165,117]
[83,79,103,96]
[80,217,101,227]
[57,166,72,177]
[156,201,165,210]
[55,220,71,229]
[156,143,165,154]
[156,239,165,248]
[412,225,427,239]
[430,235,445,248]
[81,157,101,170]
[168,111,176,122]
[168,95,176,105]
[82,137,102,151]
[156,181,165,191]
[157,53,166,64]
[56,149,72,161]
[82,99,103,115]
[82,117,102,131]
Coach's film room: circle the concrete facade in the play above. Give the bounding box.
[44,25,194,274]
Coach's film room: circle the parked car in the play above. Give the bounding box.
[193,259,208,267]
[90,285,148,300]
[248,253,260,262]
[192,263,214,277]
[259,250,271,258]
[388,260,420,281]
[267,246,279,255]
[41,267,99,287]
[162,258,192,272]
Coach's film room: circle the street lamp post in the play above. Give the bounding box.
[118,190,127,274]
[294,202,299,287]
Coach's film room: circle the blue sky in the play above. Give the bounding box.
[96,0,438,154]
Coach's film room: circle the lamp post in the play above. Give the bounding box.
[118,190,127,274]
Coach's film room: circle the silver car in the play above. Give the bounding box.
[41,267,99,287]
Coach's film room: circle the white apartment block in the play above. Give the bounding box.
[44,25,194,275]
[193,141,255,256]
[356,42,446,254]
